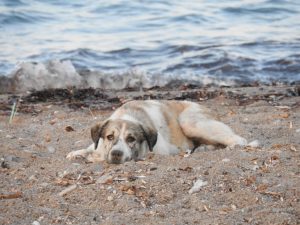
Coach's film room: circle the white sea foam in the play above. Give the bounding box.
[4,60,238,92]
[11,60,82,91]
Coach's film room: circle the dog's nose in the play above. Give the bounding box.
[110,150,123,163]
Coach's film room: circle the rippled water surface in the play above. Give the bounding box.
[1,0,300,89]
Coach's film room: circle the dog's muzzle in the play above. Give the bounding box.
[109,150,123,164]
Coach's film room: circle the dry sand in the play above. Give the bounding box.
[0,85,299,225]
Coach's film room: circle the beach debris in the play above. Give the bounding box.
[256,184,268,192]
[0,191,22,200]
[119,184,150,207]
[120,185,137,195]
[290,145,297,152]
[107,196,114,201]
[188,178,208,194]
[259,191,282,198]
[275,113,290,119]
[55,177,74,186]
[96,174,113,184]
[270,155,280,165]
[179,166,193,172]
[9,100,18,124]
[65,125,75,132]
[77,173,95,185]
[203,205,209,212]
[274,106,291,110]
[44,134,51,142]
[244,176,256,186]
[58,184,77,197]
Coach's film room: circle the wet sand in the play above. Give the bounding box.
[0,85,299,225]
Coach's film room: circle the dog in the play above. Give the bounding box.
[67,100,247,164]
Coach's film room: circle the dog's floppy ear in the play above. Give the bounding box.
[91,120,109,149]
[140,124,157,151]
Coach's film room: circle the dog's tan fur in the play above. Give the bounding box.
[67,100,247,164]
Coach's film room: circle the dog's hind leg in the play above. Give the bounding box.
[178,104,247,147]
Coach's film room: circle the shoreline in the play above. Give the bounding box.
[1,84,299,113]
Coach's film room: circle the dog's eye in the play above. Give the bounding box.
[126,136,136,143]
[107,135,114,141]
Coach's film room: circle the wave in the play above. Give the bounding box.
[0,60,240,93]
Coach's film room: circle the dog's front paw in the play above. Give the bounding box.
[66,150,87,160]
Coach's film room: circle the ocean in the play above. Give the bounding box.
[0,0,300,91]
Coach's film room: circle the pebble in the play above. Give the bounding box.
[6,134,15,139]
[5,155,20,162]
[296,128,300,133]
[107,196,113,201]
[252,165,260,171]
[231,204,237,210]
[47,146,56,154]
[222,158,230,163]
[188,179,208,194]
[32,221,40,225]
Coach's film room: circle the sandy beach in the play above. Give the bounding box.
[0,85,299,225]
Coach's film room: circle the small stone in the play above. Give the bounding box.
[32,221,40,225]
[252,165,260,171]
[222,158,230,163]
[49,118,58,125]
[47,146,56,154]
[5,155,20,162]
[6,135,15,139]
[189,179,208,194]
[107,196,113,201]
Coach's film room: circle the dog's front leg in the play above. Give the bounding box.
[66,144,95,161]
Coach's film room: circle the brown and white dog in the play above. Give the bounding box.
[67,100,247,164]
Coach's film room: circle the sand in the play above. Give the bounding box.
[0,85,299,225]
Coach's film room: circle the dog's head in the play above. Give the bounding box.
[91,119,157,164]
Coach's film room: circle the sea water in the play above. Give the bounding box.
[0,0,299,91]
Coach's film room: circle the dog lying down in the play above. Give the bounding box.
[67,100,248,164]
